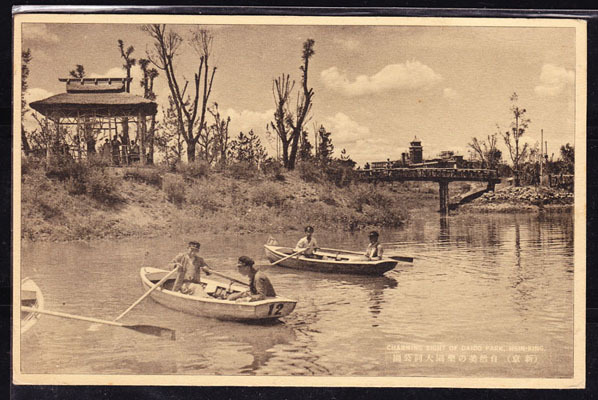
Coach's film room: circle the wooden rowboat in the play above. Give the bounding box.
[264,245,398,275]
[21,277,44,333]
[140,267,297,321]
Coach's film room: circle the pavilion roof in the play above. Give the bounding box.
[30,91,157,118]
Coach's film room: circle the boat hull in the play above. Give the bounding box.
[264,245,398,275]
[21,278,44,333]
[140,267,296,321]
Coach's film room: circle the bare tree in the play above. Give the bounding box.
[268,39,315,170]
[207,102,231,166]
[502,92,530,186]
[117,40,137,147]
[117,40,136,93]
[269,74,294,168]
[143,24,217,163]
[139,58,159,163]
[139,59,159,100]
[288,39,315,168]
[468,131,501,169]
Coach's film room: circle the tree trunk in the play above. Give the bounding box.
[288,130,301,170]
[281,141,290,168]
[187,140,196,162]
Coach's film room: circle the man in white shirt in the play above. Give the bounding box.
[295,226,319,257]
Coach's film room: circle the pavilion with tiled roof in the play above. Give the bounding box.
[30,77,157,165]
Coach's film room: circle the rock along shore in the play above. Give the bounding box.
[459,185,573,213]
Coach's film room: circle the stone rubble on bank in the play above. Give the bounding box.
[461,185,573,212]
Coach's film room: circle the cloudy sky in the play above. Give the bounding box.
[20,19,578,165]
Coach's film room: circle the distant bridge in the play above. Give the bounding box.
[357,167,501,214]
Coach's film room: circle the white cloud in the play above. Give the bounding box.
[23,24,59,43]
[443,87,458,99]
[332,37,360,51]
[321,61,442,97]
[534,64,574,97]
[224,108,276,152]
[320,112,398,164]
[343,137,404,166]
[225,108,273,135]
[24,87,54,104]
[323,112,371,146]
[23,88,55,132]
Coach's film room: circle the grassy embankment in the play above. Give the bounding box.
[21,157,440,242]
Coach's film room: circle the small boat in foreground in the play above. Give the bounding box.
[21,277,44,333]
[264,244,399,275]
[140,267,297,321]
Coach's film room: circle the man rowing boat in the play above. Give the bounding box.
[170,241,213,294]
[295,225,319,257]
[227,256,276,302]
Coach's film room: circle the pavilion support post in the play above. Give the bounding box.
[46,119,54,166]
[439,180,449,215]
[50,119,61,166]
[140,112,147,165]
[136,115,141,164]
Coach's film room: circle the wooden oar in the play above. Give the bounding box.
[208,270,249,287]
[21,306,176,340]
[387,255,414,263]
[271,248,308,265]
[210,248,305,285]
[318,247,414,263]
[114,265,180,322]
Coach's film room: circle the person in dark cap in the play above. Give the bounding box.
[170,241,212,294]
[365,231,384,260]
[227,256,276,302]
[294,225,319,257]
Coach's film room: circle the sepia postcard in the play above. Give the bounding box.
[13,10,586,389]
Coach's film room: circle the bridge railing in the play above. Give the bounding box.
[357,167,500,182]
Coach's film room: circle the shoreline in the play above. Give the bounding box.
[456,185,573,214]
[20,161,574,243]
[20,163,430,243]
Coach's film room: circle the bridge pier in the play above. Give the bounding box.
[439,181,449,215]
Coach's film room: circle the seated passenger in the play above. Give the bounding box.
[227,256,276,302]
[365,231,384,260]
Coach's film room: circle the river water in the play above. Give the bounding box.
[19,209,574,378]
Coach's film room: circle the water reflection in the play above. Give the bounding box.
[228,322,296,374]
[438,216,450,244]
[19,210,574,378]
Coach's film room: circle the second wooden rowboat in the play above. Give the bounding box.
[264,245,398,275]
